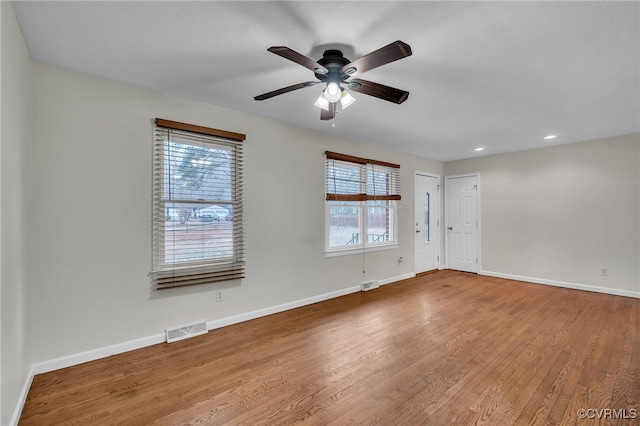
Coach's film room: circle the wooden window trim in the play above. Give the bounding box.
[325,150,400,169]
[326,194,401,202]
[156,118,246,142]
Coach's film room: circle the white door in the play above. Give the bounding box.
[414,173,440,273]
[445,175,478,273]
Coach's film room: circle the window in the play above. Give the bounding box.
[424,192,430,242]
[151,118,245,289]
[325,151,401,254]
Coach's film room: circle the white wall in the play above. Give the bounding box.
[12,11,637,420]
[29,62,442,365]
[444,134,640,295]
[1,2,34,425]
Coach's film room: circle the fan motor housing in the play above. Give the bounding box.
[316,49,351,83]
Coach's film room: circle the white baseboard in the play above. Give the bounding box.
[32,333,166,375]
[9,365,35,426]
[12,273,412,424]
[380,272,415,286]
[205,272,415,331]
[479,270,640,299]
[206,284,362,331]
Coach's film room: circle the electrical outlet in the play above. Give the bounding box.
[216,290,224,302]
[600,267,609,277]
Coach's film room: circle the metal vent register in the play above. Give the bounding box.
[166,320,208,343]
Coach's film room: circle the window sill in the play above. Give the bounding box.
[325,243,399,258]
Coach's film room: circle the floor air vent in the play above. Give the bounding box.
[166,320,208,343]
[361,280,379,291]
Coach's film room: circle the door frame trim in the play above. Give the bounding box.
[444,173,481,272]
[414,171,442,274]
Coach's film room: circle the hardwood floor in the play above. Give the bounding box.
[20,271,639,425]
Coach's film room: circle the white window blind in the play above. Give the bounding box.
[325,151,401,201]
[325,151,400,251]
[152,118,245,289]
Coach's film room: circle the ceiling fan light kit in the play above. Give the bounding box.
[254,41,412,121]
[314,88,357,112]
[314,92,330,111]
[324,82,342,102]
[339,89,356,109]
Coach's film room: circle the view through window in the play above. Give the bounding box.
[325,151,400,253]
[151,119,245,289]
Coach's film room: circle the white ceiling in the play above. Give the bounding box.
[12,1,640,161]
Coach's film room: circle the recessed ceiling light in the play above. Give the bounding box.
[544,135,558,140]
[474,147,485,152]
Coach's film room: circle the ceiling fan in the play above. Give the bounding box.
[254,41,412,121]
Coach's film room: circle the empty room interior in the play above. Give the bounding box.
[2,1,639,425]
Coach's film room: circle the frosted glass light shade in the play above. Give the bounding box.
[339,89,356,109]
[314,93,330,110]
[324,82,341,102]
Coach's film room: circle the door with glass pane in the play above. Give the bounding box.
[414,173,440,273]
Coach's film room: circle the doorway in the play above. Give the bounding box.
[445,174,479,273]
[414,173,440,274]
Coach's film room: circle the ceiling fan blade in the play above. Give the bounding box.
[342,41,412,77]
[268,46,328,74]
[254,81,320,101]
[347,79,409,104]
[320,102,336,121]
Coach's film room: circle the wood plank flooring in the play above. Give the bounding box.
[20,271,639,425]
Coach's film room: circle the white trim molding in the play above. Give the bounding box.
[28,273,414,374]
[480,270,640,299]
[380,272,415,285]
[205,272,415,331]
[12,272,414,424]
[32,334,166,375]
[325,243,399,258]
[206,284,362,331]
[9,365,35,426]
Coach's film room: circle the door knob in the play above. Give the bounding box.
[415,230,421,233]
[447,227,453,230]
